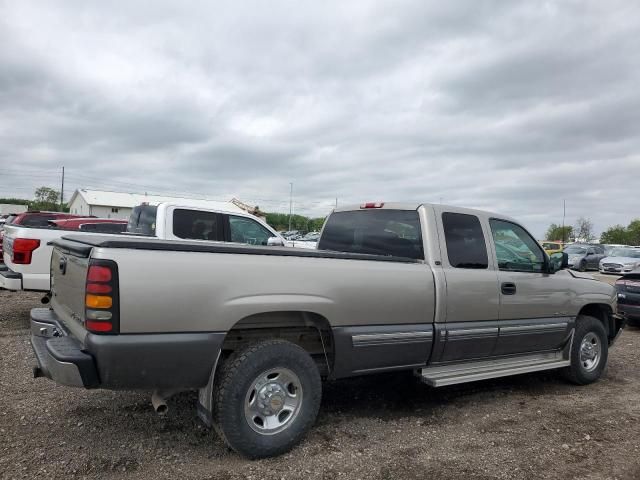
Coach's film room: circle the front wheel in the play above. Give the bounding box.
[561,315,608,385]
[578,260,587,272]
[212,339,322,459]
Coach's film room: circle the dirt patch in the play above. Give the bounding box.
[1,289,639,479]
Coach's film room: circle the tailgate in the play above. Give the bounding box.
[50,245,90,339]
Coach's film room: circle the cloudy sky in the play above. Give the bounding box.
[1,1,639,237]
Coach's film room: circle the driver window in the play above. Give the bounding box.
[489,219,545,272]
[229,216,272,245]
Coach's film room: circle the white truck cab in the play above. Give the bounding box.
[126,201,285,246]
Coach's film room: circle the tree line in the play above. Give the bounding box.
[546,216,640,245]
[0,187,68,212]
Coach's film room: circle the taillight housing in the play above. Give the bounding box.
[12,238,41,264]
[360,202,385,209]
[85,259,119,334]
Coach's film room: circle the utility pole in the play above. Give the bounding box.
[60,166,65,211]
[288,182,293,231]
[335,197,338,209]
[561,199,566,243]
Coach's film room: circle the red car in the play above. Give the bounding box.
[49,218,127,233]
[1,212,93,263]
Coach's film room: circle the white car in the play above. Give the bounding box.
[599,247,640,274]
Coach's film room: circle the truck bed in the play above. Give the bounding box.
[54,234,423,263]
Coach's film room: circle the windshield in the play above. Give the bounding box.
[610,248,640,258]
[126,205,158,236]
[564,246,586,254]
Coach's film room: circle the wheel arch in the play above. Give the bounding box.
[577,303,614,338]
[197,310,333,428]
[220,310,334,375]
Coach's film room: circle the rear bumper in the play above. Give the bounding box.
[0,267,22,290]
[30,308,225,390]
[31,309,98,388]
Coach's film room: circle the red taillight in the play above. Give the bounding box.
[360,202,385,209]
[86,283,112,294]
[12,238,41,264]
[85,320,113,332]
[85,260,119,334]
[87,265,112,282]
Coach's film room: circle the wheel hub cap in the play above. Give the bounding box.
[244,368,303,435]
[579,332,601,372]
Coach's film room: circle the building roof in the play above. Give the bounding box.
[68,189,245,213]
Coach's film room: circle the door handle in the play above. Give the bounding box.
[501,282,517,295]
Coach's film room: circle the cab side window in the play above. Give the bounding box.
[173,209,220,240]
[442,212,488,269]
[229,216,272,245]
[490,219,545,272]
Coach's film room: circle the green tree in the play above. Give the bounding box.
[31,186,60,211]
[264,212,326,233]
[545,223,573,242]
[599,225,629,245]
[626,219,640,245]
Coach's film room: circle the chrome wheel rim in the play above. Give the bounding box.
[579,332,601,372]
[244,368,303,435]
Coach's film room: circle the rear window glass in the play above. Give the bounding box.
[317,209,423,259]
[442,212,488,269]
[173,209,220,240]
[126,205,158,236]
[79,223,127,233]
[21,214,58,227]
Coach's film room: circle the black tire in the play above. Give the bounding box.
[561,315,608,385]
[212,339,322,459]
[578,260,587,272]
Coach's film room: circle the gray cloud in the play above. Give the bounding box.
[0,1,639,237]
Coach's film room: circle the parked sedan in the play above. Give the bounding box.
[564,244,605,272]
[599,247,640,274]
[616,268,640,326]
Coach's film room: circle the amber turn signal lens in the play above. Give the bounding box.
[85,294,113,309]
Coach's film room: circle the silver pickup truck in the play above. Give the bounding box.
[30,202,624,458]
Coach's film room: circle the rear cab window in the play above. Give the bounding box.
[79,223,127,233]
[442,212,488,269]
[317,209,423,259]
[126,205,158,236]
[21,214,59,227]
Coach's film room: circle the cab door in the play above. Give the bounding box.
[488,219,573,356]
[432,210,500,363]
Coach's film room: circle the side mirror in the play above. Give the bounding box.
[548,252,569,273]
[267,236,284,247]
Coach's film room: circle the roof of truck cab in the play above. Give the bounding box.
[333,202,519,222]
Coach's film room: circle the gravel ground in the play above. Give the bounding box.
[1,278,639,480]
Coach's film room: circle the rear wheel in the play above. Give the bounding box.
[578,260,587,272]
[212,339,322,459]
[561,315,608,385]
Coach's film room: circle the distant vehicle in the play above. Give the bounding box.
[615,268,640,325]
[289,231,320,249]
[604,244,629,256]
[127,202,286,246]
[564,244,606,272]
[49,218,128,233]
[599,248,640,274]
[540,241,563,256]
[1,211,90,266]
[1,202,286,291]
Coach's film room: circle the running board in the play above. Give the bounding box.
[417,352,570,387]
